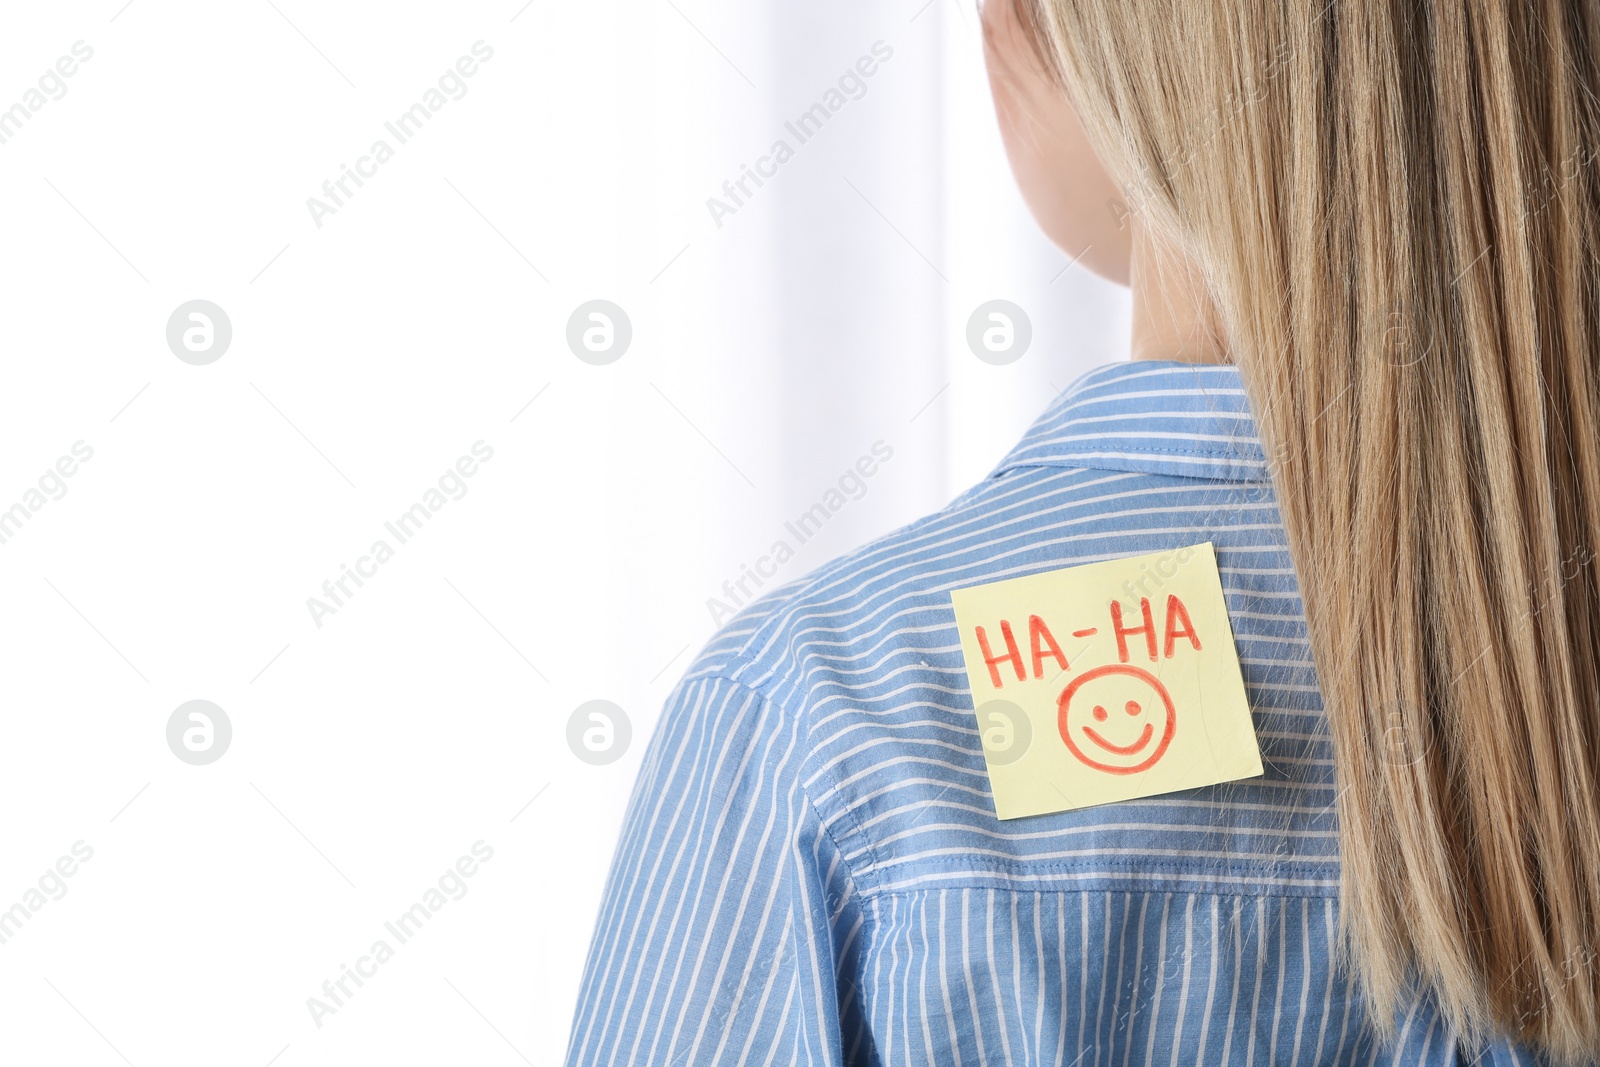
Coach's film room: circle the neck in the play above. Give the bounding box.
[1128,219,1229,365]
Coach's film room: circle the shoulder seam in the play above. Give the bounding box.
[683,661,884,895]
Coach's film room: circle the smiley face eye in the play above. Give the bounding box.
[1092,705,1109,722]
[1124,700,1142,716]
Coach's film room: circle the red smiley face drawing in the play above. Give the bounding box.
[1057,664,1177,775]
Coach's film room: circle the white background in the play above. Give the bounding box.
[0,1,1128,1063]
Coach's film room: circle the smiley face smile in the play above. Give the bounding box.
[1081,720,1153,755]
[1080,697,1156,754]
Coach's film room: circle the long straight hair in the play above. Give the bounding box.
[1014,0,1600,1060]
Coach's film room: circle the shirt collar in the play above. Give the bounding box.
[993,359,1269,483]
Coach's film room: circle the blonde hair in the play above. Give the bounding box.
[1014,0,1600,1060]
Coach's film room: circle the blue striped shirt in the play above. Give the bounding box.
[565,360,1546,1066]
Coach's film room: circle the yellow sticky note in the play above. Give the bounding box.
[950,542,1262,820]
